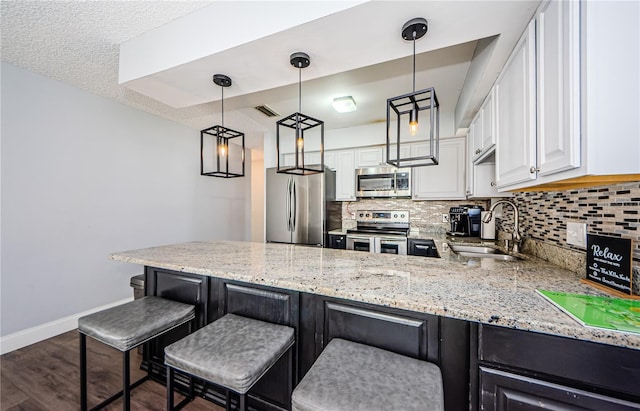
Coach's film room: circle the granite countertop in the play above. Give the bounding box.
[110,240,640,350]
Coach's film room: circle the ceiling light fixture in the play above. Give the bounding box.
[386,17,439,168]
[332,96,357,113]
[200,74,245,178]
[276,52,324,175]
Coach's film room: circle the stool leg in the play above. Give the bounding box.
[225,389,231,411]
[239,393,246,411]
[286,347,293,410]
[167,366,175,411]
[80,333,87,411]
[123,350,130,411]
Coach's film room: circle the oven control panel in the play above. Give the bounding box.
[355,210,409,224]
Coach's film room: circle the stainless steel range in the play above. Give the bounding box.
[346,210,409,255]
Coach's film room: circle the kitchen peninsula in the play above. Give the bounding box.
[111,240,640,410]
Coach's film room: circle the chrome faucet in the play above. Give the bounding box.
[482,200,522,253]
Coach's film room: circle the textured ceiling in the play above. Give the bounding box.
[0,0,267,148]
[1,1,538,150]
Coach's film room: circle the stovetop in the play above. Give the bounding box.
[347,210,410,237]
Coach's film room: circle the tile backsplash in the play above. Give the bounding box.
[341,198,489,234]
[496,181,640,295]
[338,181,639,295]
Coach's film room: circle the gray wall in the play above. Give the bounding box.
[1,62,251,336]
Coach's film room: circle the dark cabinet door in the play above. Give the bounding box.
[408,238,440,257]
[480,367,640,410]
[327,234,346,249]
[217,280,300,410]
[144,268,209,367]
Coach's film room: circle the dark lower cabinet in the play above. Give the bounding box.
[327,233,346,249]
[476,324,640,410]
[408,238,440,257]
[144,268,209,368]
[480,367,640,410]
[142,266,640,411]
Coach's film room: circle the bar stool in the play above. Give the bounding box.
[291,338,444,411]
[78,296,195,411]
[165,313,295,411]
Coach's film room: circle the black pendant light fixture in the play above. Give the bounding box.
[387,17,440,168]
[200,74,245,178]
[276,52,324,175]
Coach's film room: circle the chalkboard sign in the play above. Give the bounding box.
[586,234,633,295]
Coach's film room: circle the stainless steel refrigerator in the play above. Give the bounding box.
[266,167,341,246]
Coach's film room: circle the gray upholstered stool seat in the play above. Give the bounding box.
[292,338,444,411]
[165,313,295,410]
[78,296,195,411]
[78,296,196,351]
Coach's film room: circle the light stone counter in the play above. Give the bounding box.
[110,240,640,350]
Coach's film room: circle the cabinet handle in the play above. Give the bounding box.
[490,181,496,187]
[529,166,540,174]
[475,149,481,154]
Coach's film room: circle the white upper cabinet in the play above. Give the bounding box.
[471,89,495,163]
[412,137,466,200]
[283,151,336,170]
[536,0,581,176]
[324,151,336,170]
[334,150,356,201]
[355,146,385,168]
[495,0,639,191]
[495,19,537,189]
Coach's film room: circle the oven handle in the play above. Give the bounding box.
[348,235,374,241]
[377,237,407,242]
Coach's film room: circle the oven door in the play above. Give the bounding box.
[346,235,374,252]
[374,236,408,255]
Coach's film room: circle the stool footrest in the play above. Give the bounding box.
[87,374,150,411]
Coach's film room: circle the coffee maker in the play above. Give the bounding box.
[447,205,484,237]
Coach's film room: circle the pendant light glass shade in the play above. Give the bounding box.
[387,18,440,168]
[277,52,324,175]
[201,74,245,178]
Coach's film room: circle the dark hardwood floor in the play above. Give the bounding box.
[1,330,223,411]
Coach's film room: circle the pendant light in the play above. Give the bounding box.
[276,52,324,175]
[200,74,245,178]
[387,17,440,168]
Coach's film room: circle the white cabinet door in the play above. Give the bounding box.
[471,89,496,163]
[355,147,384,167]
[324,151,336,170]
[472,163,512,198]
[282,151,323,168]
[466,127,475,196]
[335,150,356,201]
[481,90,495,153]
[495,20,537,188]
[412,137,466,200]
[536,0,580,176]
[472,110,484,159]
[387,143,411,165]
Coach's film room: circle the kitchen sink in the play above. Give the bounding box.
[448,244,522,261]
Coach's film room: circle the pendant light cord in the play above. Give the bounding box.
[412,30,416,93]
[298,64,302,114]
[221,85,224,128]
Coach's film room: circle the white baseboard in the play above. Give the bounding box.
[0,297,134,355]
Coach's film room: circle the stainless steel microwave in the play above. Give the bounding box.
[355,166,411,198]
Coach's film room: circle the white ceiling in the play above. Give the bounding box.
[1,1,540,150]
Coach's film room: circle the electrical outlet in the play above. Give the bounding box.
[350,212,356,220]
[566,221,587,248]
[442,214,449,223]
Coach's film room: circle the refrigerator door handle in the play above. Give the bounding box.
[286,178,291,232]
[291,179,297,231]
